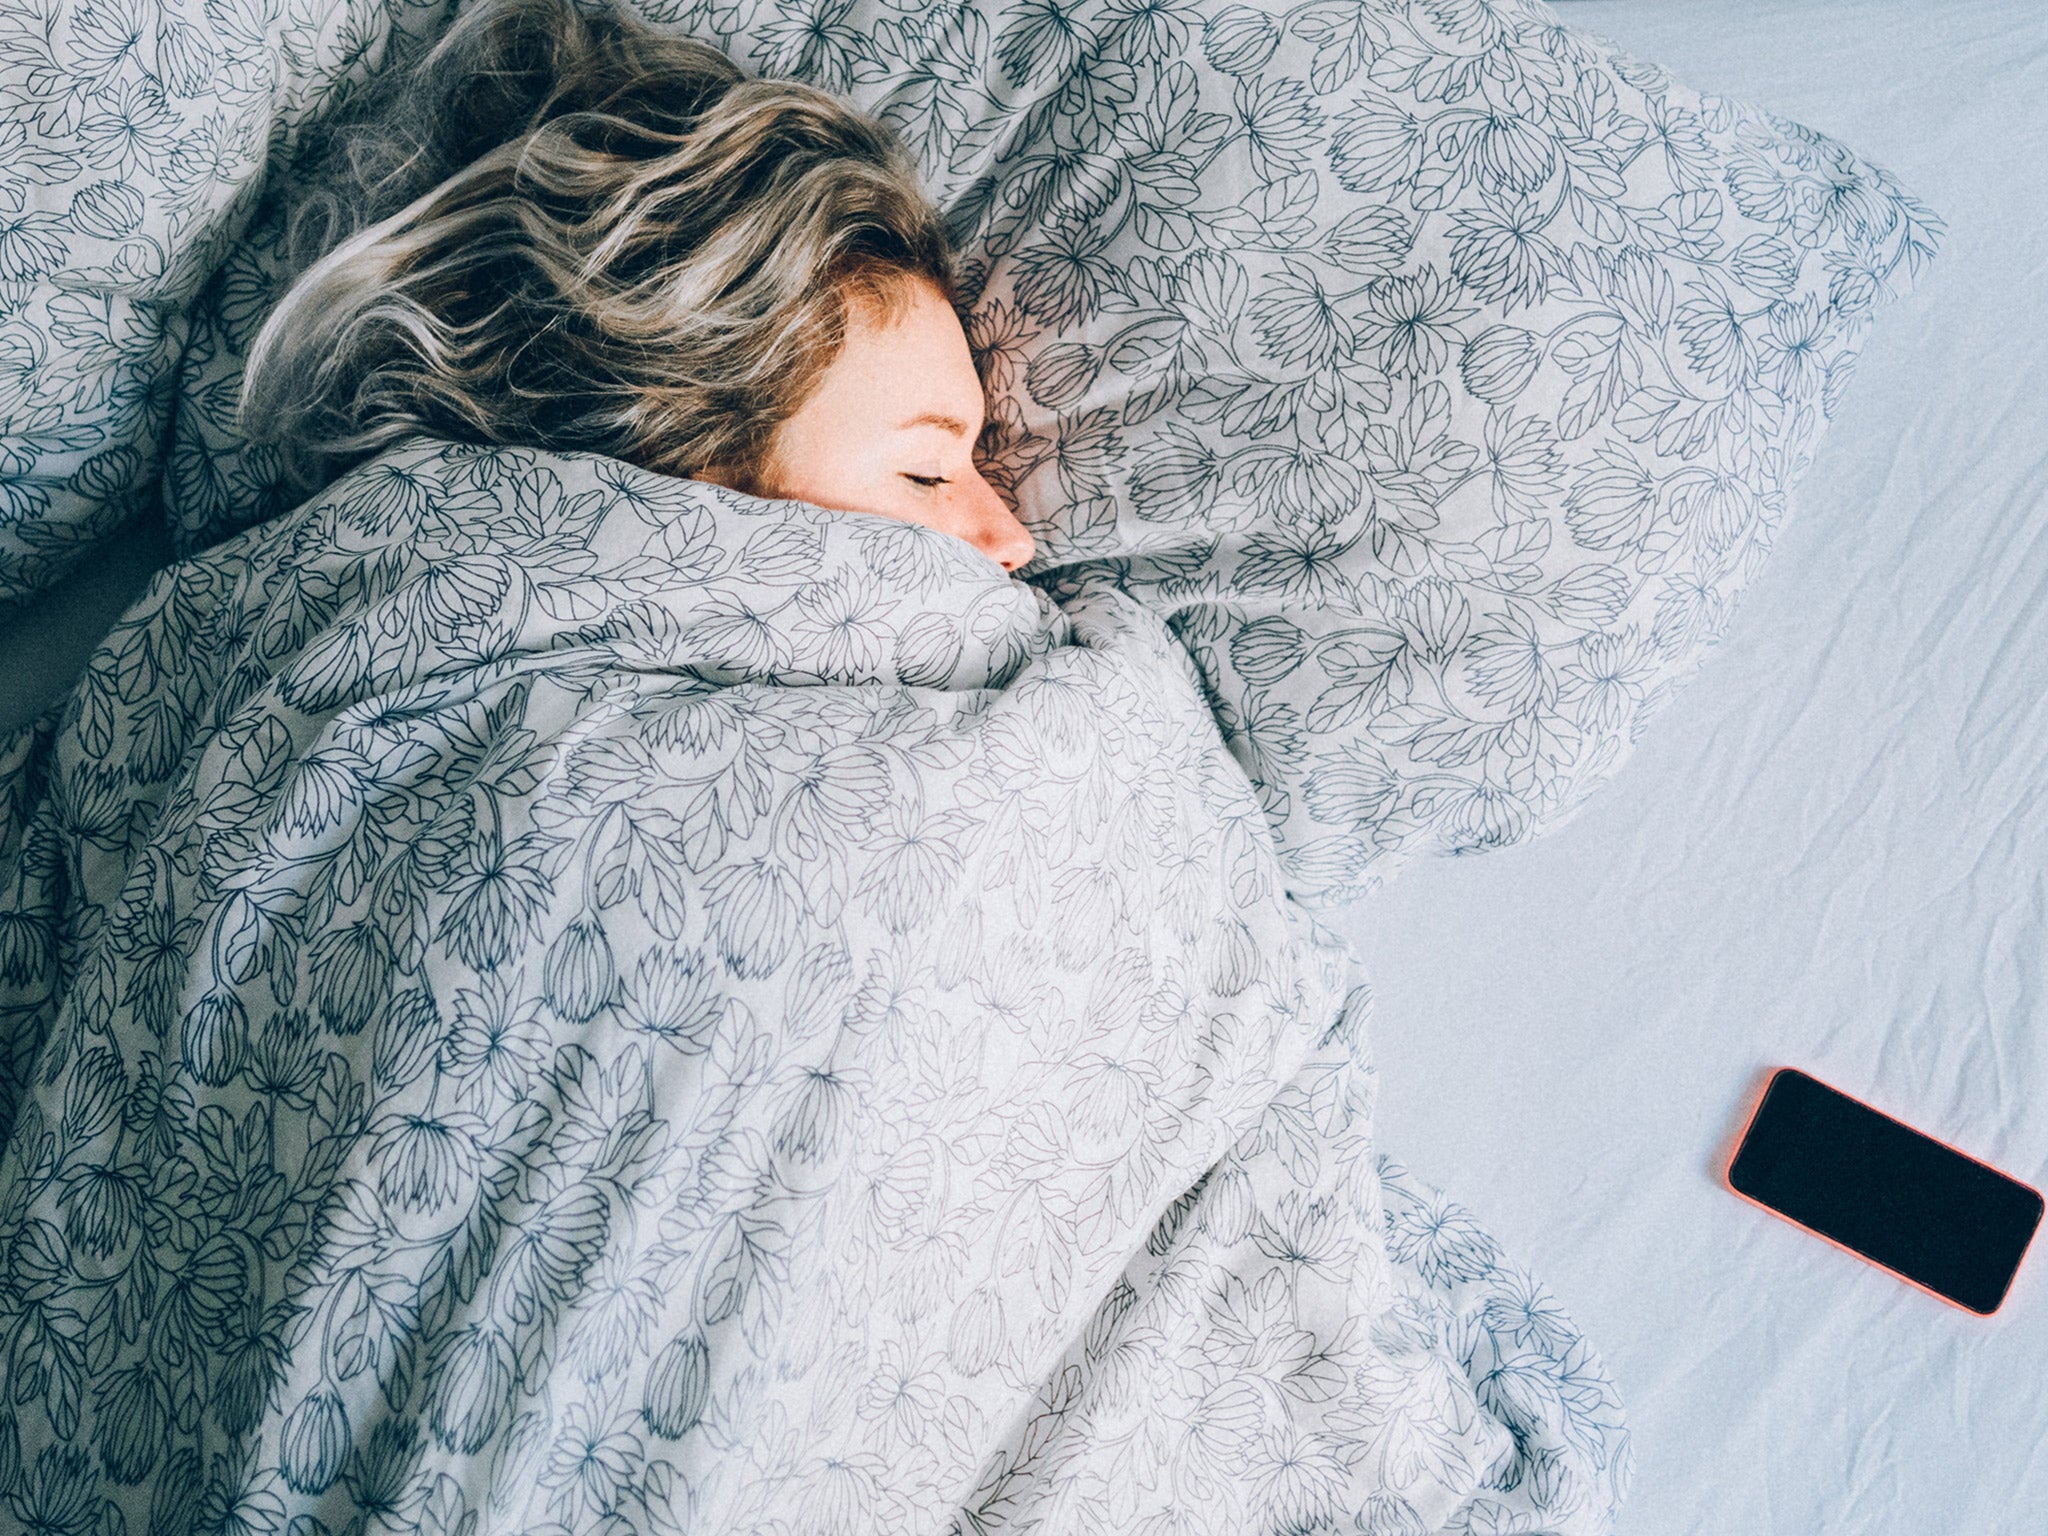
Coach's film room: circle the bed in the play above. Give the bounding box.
[1348,2,2048,1531]
[1,0,2041,1531]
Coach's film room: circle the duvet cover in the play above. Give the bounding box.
[0,438,1629,1534]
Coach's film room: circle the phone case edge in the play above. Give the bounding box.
[1722,1065,2046,1318]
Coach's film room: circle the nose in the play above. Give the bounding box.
[965,470,1037,574]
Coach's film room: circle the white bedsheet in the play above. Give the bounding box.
[1333,3,2048,1532]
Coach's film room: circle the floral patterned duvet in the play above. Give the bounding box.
[0,438,1629,1534]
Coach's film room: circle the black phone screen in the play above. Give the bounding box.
[1726,1067,2043,1315]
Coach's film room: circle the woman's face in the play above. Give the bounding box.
[693,279,1037,574]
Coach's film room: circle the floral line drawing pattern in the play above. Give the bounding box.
[6,440,1627,1532]
[64,0,1937,903]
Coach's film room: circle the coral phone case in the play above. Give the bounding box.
[1724,1067,2044,1315]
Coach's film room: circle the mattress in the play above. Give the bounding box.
[0,1,2040,1531]
[1335,2,2048,1532]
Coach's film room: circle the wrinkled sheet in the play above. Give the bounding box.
[1342,3,2048,1533]
[0,440,1628,1533]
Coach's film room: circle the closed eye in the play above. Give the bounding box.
[903,474,948,489]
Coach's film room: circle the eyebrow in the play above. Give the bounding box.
[895,412,979,437]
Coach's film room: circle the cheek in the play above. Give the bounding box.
[770,425,884,506]
[770,455,937,530]
[861,494,948,535]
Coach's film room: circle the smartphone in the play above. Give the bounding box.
[1724,1067,2044,1315]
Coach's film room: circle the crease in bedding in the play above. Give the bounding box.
[0,440,1628,1532]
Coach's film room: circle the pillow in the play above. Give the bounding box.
[0,0,461,602]
[18,0,1944,907]
[870,0,1942,906]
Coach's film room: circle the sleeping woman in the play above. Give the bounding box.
[239,0,1037,574]
[0,0,1629,1528]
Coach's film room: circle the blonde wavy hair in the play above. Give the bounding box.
[239,0,959,502]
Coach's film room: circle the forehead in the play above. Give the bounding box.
[834,282,986,424]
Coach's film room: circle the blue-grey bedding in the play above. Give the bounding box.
[0,438,1629,1531]
[0,0,1957,1529]
[7,0,1942,911]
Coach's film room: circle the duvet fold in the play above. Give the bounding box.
[0,439,1627,1534]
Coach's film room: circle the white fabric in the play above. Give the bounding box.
[1341,2,2048,1531]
